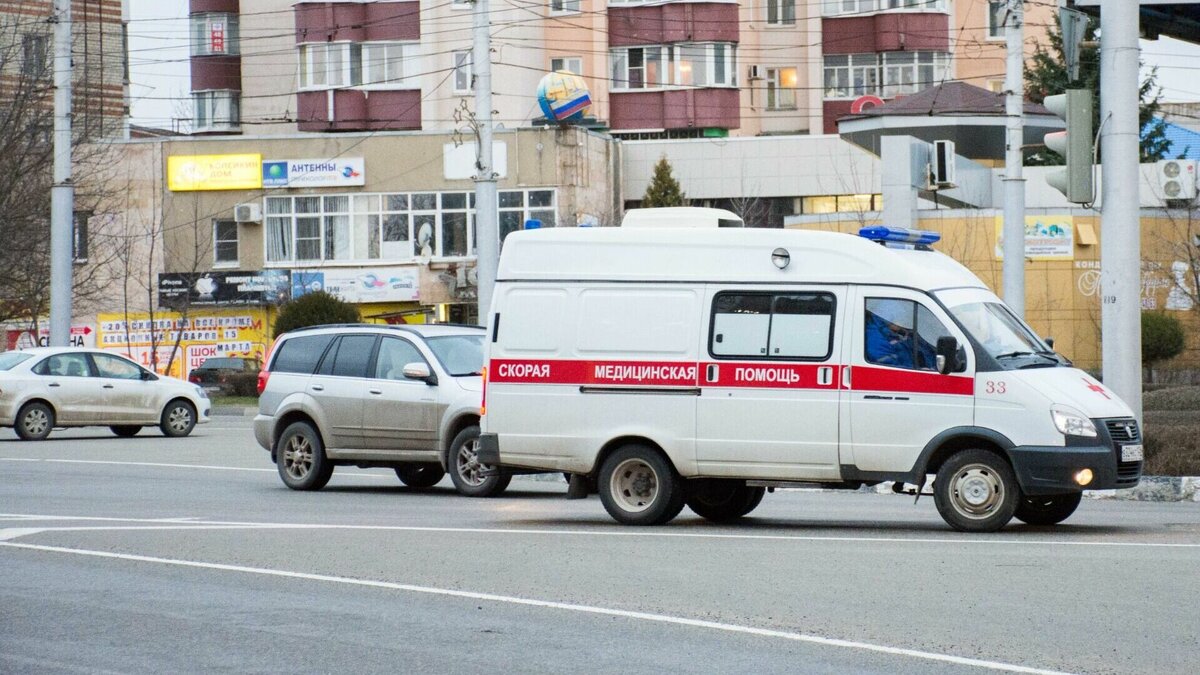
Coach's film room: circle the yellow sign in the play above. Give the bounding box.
[994,215,1075,261]
[97,308,272,379]
[167,154,262,192]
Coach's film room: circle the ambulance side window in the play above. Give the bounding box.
[711,292,835,360]
[864,298,949,372]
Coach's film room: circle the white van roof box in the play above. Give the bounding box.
[621,207,744,229]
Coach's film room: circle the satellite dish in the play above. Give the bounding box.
[417,222,434,258]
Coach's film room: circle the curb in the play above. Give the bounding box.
[211,406,257,417]
[1084,476,1200,503]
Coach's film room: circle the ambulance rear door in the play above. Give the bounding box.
[695,286,845,481]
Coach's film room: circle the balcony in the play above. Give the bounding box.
[297,89,422,132]
[610,88,739,131]
[608,2,739,47]
[823,12,949,54]
[294,1,420,43]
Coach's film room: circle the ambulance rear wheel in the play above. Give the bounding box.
[598,445,685,526]
[1014,492,1082,526]
[685,480,765,523]
[933,449,1018,533]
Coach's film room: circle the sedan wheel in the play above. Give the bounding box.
[16,402,54,441]
[160,400,196,438]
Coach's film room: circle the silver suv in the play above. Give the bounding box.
[253,323,510,496]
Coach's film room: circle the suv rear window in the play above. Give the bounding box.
[271,334,335,374]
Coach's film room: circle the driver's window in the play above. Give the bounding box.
[865,298,952,372]
[92,354,144,380]
[375,337,426,381]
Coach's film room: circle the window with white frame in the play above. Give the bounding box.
[880,51,949,97]
[551,57,583,75]
[822,0,947,16]
[299,42,418,90]
[767,0,796,25]
[453,51,472,92]
[264,189,556,264]
[193,90,240,131]
[213,220,239,265]
[766,67,797,110]
[822,54,879,99]
[987,1,1006,39]
[611,43,736,90]
[551,0,580,12]
[191,13,239,56]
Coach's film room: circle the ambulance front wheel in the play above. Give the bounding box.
[933,449,1019,533]
[598,445,686,526]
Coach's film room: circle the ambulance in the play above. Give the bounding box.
[477,219,1143,532]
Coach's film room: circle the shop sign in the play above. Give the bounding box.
[995,215,1074,261]
[291,267,419,304]
[158,270,291,307]
[167,154,262,192]
[5,324,95,350]
[262,158,365,188]
[98,309,270,380]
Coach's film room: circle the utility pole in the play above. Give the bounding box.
[49,0,75,345]
[1099,0,1143,420]
[1001,0,1026,318]
[472,0,498,326]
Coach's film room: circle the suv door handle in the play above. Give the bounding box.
[368,389,383,395]
[310,384,324,391]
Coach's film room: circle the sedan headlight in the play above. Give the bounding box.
[194,385,209,400]
[1051,405,1097,437]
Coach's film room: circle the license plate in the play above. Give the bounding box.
[1121,444,1144,462]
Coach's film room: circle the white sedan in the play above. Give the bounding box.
[0,347,211,440]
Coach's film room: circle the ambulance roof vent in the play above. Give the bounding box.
[621,207,744,229]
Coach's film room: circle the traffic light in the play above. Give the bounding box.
[1044,89,1094,204]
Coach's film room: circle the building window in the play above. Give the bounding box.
[22,34,48,79]
[190,13,239,56]
[213,220,239,265]
[193,90,240,131]
[766,67,797,110]
[611,43,736,90]
[823,52,948,99]
[551,0,580,12]
[73,211,90,264]
[551,57,583,75]
[987,1,1006,39]
[822,0,947,16]
[265,190,556,264]
[453,51,472,93]
[767,0,796,26]
[880,51,950,97]
[800,194,881,214]
[298,42,418,90]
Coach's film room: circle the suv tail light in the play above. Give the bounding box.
[256,370,270,395]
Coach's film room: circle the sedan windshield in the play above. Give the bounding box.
[425,335,484,376]
[946,302,1061,368]
[0,352,33,371]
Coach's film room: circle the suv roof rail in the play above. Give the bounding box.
[278,322,484,336]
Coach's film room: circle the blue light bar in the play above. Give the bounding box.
[858,226,941,246]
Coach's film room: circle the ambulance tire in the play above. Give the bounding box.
[685,480,763,523]
[598,445,685,526]
[1013,492,1082,526]
[933,449,1019,533]
[395,463,446,489]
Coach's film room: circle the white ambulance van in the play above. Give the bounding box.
[477,222,1142,532]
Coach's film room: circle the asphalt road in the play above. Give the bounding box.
[2,418,1199,675]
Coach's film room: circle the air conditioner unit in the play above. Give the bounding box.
[1157,159,1197,200]
[747,65,764,80]
[930,139,956,189]
[234,202,262,223]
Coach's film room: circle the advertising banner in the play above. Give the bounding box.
[158,270,290,307]
[5,324,96,350]
[262,158,366,188]
[97,308,271,379]
[167,154,262,192]
[291,267,419,304]
[994,215,1075,261]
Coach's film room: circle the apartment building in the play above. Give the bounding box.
[188,0,1049,138]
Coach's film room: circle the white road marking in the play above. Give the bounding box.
[0,513,1197,549]
[0,540,1072,675]
[0,457,393,479]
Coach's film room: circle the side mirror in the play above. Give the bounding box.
[935,336,960,375]
[1044,337,1055,350]
[141,370,158,381]
[402,362,438,386]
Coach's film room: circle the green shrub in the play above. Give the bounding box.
[1143,385,1200,412]
[1142,313,1186,370]
[273,291,359,337]
[1143,422,1200,476]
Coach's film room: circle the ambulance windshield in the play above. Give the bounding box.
[946,301,1063,368]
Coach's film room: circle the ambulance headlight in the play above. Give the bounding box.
[1051,405,1097,438]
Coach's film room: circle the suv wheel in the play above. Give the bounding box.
[277,422,333,491]
[448,425,511,497]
